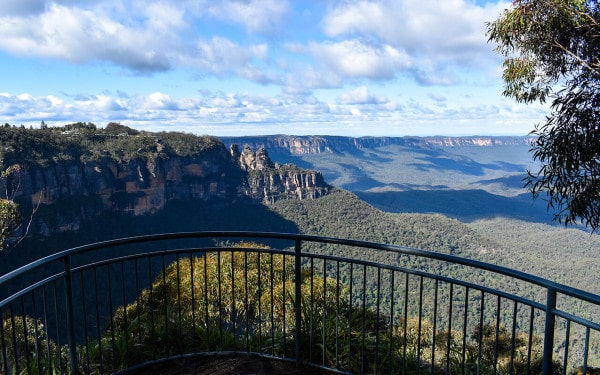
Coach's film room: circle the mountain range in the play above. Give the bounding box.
[1,128,598,296]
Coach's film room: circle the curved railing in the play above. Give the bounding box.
[0,231,599,374]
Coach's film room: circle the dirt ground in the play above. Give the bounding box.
[124,355,338,375]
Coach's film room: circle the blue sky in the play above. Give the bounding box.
[0,0,547,137]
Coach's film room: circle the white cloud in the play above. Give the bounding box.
[308,40,412,80]
[338,86,389,105]
[185,37,278,83]
[0,88,545,137]
[210,94,243,108]
[141,93,180,110]
[324,0,506,59]
[206,0,291,33]
[322,0,509,84]
[428,93,447,102]
[0,3,180,72]
[0,0,541,136]
[76,95,127,112]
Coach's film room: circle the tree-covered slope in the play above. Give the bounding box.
[271,188,501,257]
[468,218,600,294]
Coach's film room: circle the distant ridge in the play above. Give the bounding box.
[221,135,535,155]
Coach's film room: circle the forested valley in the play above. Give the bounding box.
[1,126,599,373]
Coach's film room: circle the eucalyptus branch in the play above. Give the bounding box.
[552,40,600,74]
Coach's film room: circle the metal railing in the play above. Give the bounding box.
[0,231,599,374]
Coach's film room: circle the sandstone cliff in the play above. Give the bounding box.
[231,144,330,204]
[223,135,535,155]
[0,127,330,237]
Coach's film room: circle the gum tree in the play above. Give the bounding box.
[0,165,24,249]
[487,0,600,230]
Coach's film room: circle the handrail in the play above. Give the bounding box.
[0,231,599,375]
[2,231,597,304]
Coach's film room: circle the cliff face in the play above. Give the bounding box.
[231,144,330,204]
[4,140,329,237]
[245,167,330,204]
[223,135,535,155]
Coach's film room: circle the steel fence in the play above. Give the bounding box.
[0,231,599,374]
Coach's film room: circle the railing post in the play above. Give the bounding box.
[542,288,557,375]
[63,255,79,375]
[294,238,302,366]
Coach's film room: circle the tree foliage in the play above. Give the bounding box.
[487,0,600,229]
[0,122,224,167]
[0,199,19,249]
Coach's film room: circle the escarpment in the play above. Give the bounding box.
[223,135,535,155]
[0,125,330,237]
[230,144,331,204]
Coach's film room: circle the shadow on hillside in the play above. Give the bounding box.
[0,198,300,275]
[356,189,555,224]
[478,174,527,189]
[408,147,527,176]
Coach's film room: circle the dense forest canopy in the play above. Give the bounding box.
[0,122,223,168]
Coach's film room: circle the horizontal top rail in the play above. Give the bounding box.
[1,230,599,375]
[1,231,599,306]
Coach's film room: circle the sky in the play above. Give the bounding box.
[0,0,549,137]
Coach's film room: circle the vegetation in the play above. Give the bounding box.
[0,199,19,250]
[0,122,224,168]
[0,164,26,250]
[0,127,598,372]
[487,0,600,230]
[1,244,551,374]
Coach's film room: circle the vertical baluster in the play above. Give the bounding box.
[294,239,302,366]
[79,272,90,372]
[388,270,395,375]
[63,256,79,374]
[322,259,327,366]
[31,290,42,373]
[335,260,340,370]
[417,275,423,375]
[257,253,262,352]
[282,253,286,357]
[176,255,183,349]
[217,252,223,351]
[93,268,103,372]
[361,265,367,374]
[189,253,196,348]
[309,257,315,364]
[203,254,209,352]
[107,264,116,372]
[270,252,275,356]
[403,273,409,375]
[232,251,237,352]
[582,327,590,374]
[347,262,353,373]
[244,251,250,352]
[432,279,438,373]
[562,320,571,375]
[509,301,518,375]
[477,291,485,374]
[0,304,7,374]
[462,287,469,374]
[42,284,52,373]
[526,306,535,375]
[494,295,502,374]
[542,288,557,375]
[446,283,454,375]
[375,267,381,372]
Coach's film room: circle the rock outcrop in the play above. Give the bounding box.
[3,138,330,237]
[223,135,535,155]
[231,144,330,204]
